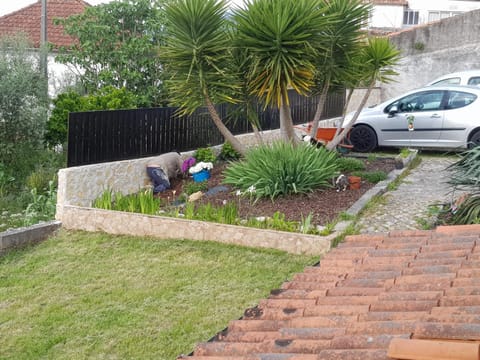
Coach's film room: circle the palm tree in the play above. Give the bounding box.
[309,0,371,138]
[234,0,329,143]
[162,0,247,156]
[326,37,401,150]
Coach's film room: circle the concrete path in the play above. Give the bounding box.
[356,155,460,233]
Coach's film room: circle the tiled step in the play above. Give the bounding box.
[359,311,426,322]
[328,334,410,349]
[303,305,369,317]
[345,320,416,335]
[430,306,480,316]
[413,322,480,341]
[316,348,390,360]
[369,300,438,312]
[194,339,332,356]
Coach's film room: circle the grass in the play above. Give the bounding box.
[0,230,317,360]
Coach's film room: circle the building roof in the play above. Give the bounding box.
[0,0,90,48]
[181,224,480,360]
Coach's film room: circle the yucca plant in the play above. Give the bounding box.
[162,0,246,155]
[445,147,480,224]
[223,141,339,200]
[448,146,480,190]
[234,0,330,142]
[450,192,480,225]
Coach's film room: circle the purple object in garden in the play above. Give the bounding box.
[182,157,196,173]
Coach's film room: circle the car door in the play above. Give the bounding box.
[378,90,446,147]
[438,90,477,147]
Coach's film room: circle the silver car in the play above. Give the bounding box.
[346,85,480,152]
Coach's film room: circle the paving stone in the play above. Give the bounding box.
[356,157,458,233]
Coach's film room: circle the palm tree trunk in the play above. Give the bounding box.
[309,80,330,138]
[204,95,246,156]
[280,92,299,144]
[326,81,374,151]
[333,87,355,139]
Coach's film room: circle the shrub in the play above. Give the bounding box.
[46,86,140,148]
[219,142,241,161]
[223,141,339,200]
[336,157,365,172]
[183,181,208,195]
[352,170,388,183]
[194,147,216,163]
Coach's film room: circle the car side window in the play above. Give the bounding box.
[467,77,480,86]
[385,90,445,113]
[446,91,477,110]
[431,77,461,86]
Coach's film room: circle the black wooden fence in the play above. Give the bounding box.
[67,90,345,167]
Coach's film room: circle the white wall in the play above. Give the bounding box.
[370,5,404,29]
[48,55,78,97]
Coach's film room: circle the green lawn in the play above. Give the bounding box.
[0,230,317,359]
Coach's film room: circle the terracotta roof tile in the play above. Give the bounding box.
[0,0,89,48]
[182,225,480,359]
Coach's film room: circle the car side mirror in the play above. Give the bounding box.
[388,105,399,117]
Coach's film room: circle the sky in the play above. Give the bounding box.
[0,0,244,17]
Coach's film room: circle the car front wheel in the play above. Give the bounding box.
[350,125,377,152]
[468,131,480,149]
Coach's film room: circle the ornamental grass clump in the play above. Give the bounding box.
[223,141,339,200]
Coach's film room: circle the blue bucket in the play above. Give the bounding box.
[192,169,211,182]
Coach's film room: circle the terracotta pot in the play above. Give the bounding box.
[348,176,361,190]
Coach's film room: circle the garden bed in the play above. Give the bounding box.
[157,156,397,227]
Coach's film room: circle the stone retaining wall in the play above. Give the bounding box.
[56,130,281,220]
[56,129,338,255]
[61,205,333,255]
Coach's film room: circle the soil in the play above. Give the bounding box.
[158,157,397,226]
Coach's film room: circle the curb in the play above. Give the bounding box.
[0,220,62,255]
[333,150,419,235]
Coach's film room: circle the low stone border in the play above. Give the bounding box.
[334,150,419,233]
[0,221,62,255]
[60,206,335,256]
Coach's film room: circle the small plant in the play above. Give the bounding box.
[399,148,412,158]
[414,42,425,51]
[0,164,15,196]
[194,147,216,163]
[26,167,57,194]
[188,161,213,175]
[219,142,241,161]
[181,157,196,174]
[300,212,314,234]
[184,181,208,195]
[93,189,161,215]
[93,189,113,210]
[336,157,366,172]
[352,170,388,183]
[367,153,378,162]
[23,180,57,226]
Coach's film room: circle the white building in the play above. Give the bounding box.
[369,0,480,33]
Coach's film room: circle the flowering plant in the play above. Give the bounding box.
[181,157,196,173]
[189,161,213,175]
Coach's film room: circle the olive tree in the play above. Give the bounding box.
[0,35,48,169]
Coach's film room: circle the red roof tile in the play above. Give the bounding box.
[181,225,480,359]
[0,0,89,48]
